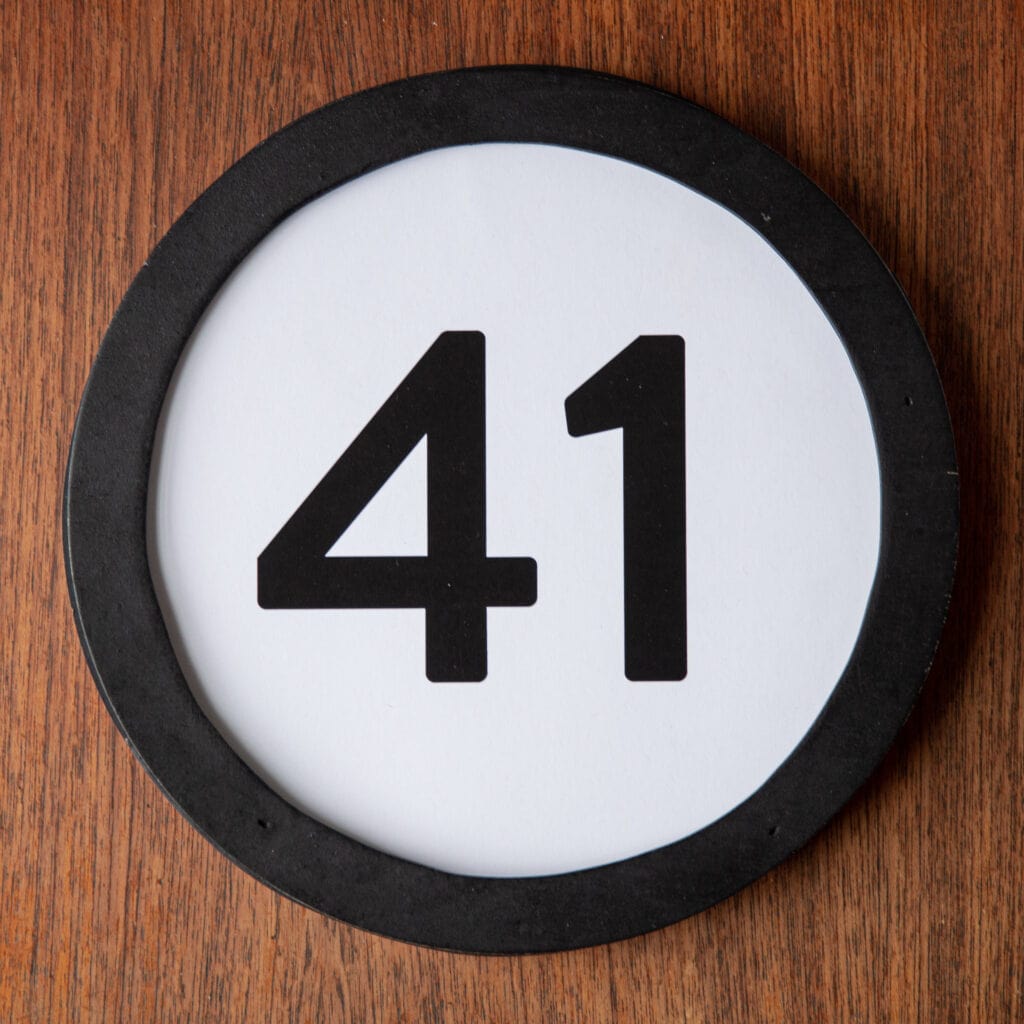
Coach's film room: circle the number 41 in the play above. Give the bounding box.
[258,332,686,683]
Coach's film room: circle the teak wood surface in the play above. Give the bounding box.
[2,2,1021,1021]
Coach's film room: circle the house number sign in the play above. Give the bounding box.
[65,67,957,953]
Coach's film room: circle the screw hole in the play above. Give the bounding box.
[904,395,913,407]
[768,825,779,837]
[257,818,271,830]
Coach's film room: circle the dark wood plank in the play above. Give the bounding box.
[2,2,1020,1020]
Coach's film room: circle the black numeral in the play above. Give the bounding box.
[257,331,538,682]
[260,332,686,683]
[565,336,687,681]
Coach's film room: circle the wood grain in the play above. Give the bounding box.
[2,2,1021,1020]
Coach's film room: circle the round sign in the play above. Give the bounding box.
[64,67,957,953]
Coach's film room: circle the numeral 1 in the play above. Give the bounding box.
[565,337,687,681]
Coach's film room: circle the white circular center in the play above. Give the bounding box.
[150,143,880,877]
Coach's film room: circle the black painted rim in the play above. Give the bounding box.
[64,66,958,954]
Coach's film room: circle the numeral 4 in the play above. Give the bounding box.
[258,332,537,682]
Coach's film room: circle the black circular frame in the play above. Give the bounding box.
[64,67,958,954]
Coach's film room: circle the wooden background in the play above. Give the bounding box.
[2,2,1021,1020]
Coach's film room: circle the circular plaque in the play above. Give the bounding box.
[64,66,957,953]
